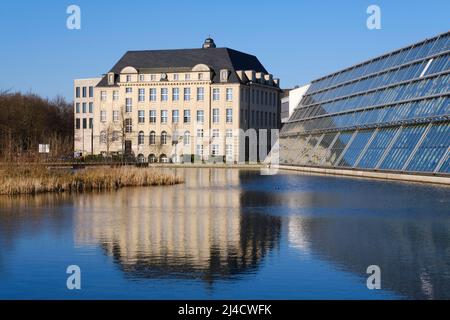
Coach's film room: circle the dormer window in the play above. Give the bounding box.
[108,73,115,85]
[220,69,229,82]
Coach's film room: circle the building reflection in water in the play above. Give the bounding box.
[283,175,450,300]
[74,168,281,282]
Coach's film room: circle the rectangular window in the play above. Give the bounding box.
[185,74,190,81]
[138,110,145,123]
[75,118,80,129]
[82,103,86,113]
[149,110,156,123]
[100,110,106,122]
[125,98,132,112]
[197,87,204,101]
[125,87,132,94]
[196,110,204,123]
[172,88,179,101]
[125,118,132,133]
[196,144,203,156]
[89,118,93,129]
[139,74,145,82]
[161,88,168,101]
[82,118,87,129]
[138,88,145,102]
[212,129,219,138]
[226,108,233,123]
[211,144,219,156]
[88,86,94,98]
[226,88,233,101]
[184,109,191,123]
[113,110,119,122]
[212,108,220,123]
[89,102,93,113]
[126,75,131,82]
[150,88,157,101]
[172,110,179,123]
[161,110,168,123]
[213,88,220,101]
[198,73,203,80]
[173,74,179,81]
[82,87,87,98]
[197,129,204,138]
[226,129,233,138]
[101,91,107,101]
[184,88,191,101]
[113,90,119,101]
[150,74,157,81]
[75,103,80,113]
[75,87,80,98]
[226,144,233,156]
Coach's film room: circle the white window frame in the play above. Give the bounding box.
[149,110,156,123]
[138,110,145,123]
[226,88,233,101]
[213,88,220,101]
[161,110,168,123]
[196,110,204,123]
[197,87,204,101]
[212,108,219,123]
[161,88,168,101]
[150,88,157,101]
[184,88,191,101]
[138,88,145,102]
[172,88,179,101]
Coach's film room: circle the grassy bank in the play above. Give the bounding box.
[0,165,183,195]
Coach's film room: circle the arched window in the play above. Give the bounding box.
[161,131,168,145]
[148,154,156,163]
[159,154,168,163]
[137,154,145,163]
[100,131,106,144]
[149,131,156,145]
[138,131,144,145]
[184,131,190,145]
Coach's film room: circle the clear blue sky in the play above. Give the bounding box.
[0,0,448,101]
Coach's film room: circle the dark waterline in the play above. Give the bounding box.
[0,168,449,299]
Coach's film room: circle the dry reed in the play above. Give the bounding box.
[0,165,183,195]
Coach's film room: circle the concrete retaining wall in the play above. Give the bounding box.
[278,165,450,186]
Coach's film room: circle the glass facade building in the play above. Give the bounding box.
[280,31,450,175]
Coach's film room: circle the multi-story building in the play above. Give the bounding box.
[281,84,310,124]
[73,78,102,156]
[280,31,449,181]
[74,38,281,162]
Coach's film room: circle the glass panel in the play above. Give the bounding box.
[298,134,322,165]
[379,125,427,171]
[407,123,450,172]
[321,132,354,166]
[337,130,374,167]
[308,132,338,165]
[358,127,398,169]
[438,153,450,173]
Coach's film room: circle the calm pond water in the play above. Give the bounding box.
[0,168,449,300]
